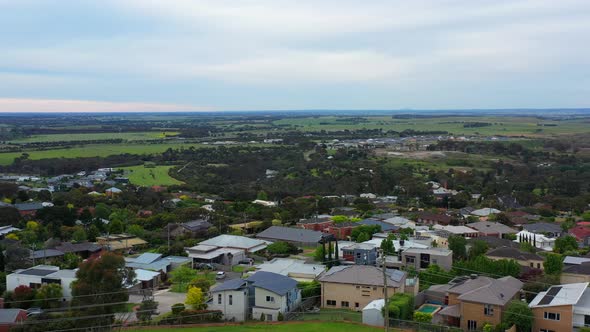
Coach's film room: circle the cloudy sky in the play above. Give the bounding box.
[0,0,589,112]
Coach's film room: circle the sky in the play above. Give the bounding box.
[0,0,589,112]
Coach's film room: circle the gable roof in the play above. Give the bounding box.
[564,262,590,275]
[256,226,324,243]
[199,235,268,252]
[416,212,452,224]
[486,247,543,261]
[319,265,405,288]
[246,271,298,296]
[570,225,590,241]
[357,219,399,231]
[183,219,212,232]
[55,242,102,253]
[14,202,44,211]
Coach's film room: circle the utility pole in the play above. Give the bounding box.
[379,248,389,332]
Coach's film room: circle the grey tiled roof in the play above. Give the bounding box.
[211,278,248,292]
[257,226,324,243]
[246,271,297,296]
[0,309,25,323]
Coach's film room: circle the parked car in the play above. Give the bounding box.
[196,263,214,270]
[216,271,226,279]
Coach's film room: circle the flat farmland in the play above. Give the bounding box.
[9,131,179,143]
[272,116,589,136]
[118,165,183,186]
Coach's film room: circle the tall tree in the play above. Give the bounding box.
[502,300,534,332]
[545,253,564,275]
[448,235,467,260]
[71,252,135,329]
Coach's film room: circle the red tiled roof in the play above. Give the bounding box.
[570,225,590,241]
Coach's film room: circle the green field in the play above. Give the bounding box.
[0,143,274,166]
[273,116,589,136]
[118,165,183,186]
[130,322,383,332]
[9,131,179,143]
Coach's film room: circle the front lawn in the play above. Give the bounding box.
[130,321,383,332]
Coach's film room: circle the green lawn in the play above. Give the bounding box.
[9,131,179,143]
[118,165,183,186]
[295,308,362,323]
[130,322,383,332]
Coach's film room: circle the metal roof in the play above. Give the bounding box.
[319,265,405,287]
[256,226,324,243]
[0,309,25,323]
[246,271,298,296]
[211,278,248,293]
[530,282,589,308]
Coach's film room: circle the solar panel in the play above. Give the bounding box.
[538,286,562,305]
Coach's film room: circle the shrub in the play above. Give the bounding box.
[413,311,432,323]
[171,303,185,315]
[266,241,299,255]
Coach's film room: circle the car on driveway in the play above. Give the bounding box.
[216,271,226,279]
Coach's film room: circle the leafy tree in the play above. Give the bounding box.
[108,219,125,234]
[127,224,145,238]
[35,283,63,309]
[171,303,185,315]
[87,224,100,242]
[314,245,326,262]
[502,300,533,332]
[468,240,488,259]
[355,232,370,243]
[266,241,299,255]
[136,299,158,322]
[59,252,82,270]
[385,293,414,320]
[170,266,198,292]
[71,252,135,329]
[72,227,87,242]
[380,235,395,255]
[189,276,214,292]
[413,311,432,323]
[519,241,535,253]
[448,235,467,260]
[554,235,578,254]
[13,285,36,309]
[185,286,206,310]
[5,246,31,271]
[419,264,455,291]
[453,256,520,277]
[331,215,349,223]
[545,253,563,275]
[350,225,380,241]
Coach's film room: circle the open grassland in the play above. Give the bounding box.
[9,131,179,143]
[131,322,383,332]
[0,142,274,166]
[118,165,183,186]
[273,116,589,136]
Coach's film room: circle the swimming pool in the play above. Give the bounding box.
[417,304,442,314]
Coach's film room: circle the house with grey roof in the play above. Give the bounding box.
[318,265,406,311]
[210,271,301,322]
[167,219,212,238]
[466,221,517,238]
[432,275,523,331]
[0,225,20,239]
[486,246,544,270]
[246,271,301,321]
[125,252,190,274]
[256,226,325,247]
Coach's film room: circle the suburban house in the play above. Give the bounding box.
[400,247,453,271]
[466,221,517,238]
[415,212,452,226]
[167,219,212,238]
[432,275,523,331]
[561,257,590,284]
[357,219,399,232]
[254,258,325,282]
[296,216,333,232]
[0,309,27,332]
[472,236,521,250]
[319,265,406,311]
[208,278,250,322]
[469,208,501,219]
[246,271,301,321]
[570,224,590,245]
[14,202,44,217]
[382,216,416,229]
[125,252,190,274]
[256,226,325,247]
[30,248,65,262]
[486,247,544,270]
[6,265,77,300]
[529,282,590,332]
[325,222,358,240]
[515,229,557,251]
[432,225,479,238]
[54,241,102,259]
[95,234,148,252]
[185,235,268,267]
[341,243,379,265]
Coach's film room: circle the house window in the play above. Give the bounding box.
[326,300,336,306]
[537,263,541,268]
[266,296,275,302]
[217,294,222,304]
[266,314,272,321]
[355,302,359,308]
[406,256,415,264]
[229,295,233,305]
[341,301,349,307]
[543,312,560,321]
[484,304,494,316]
[356,253,361,259]
[530,263,534,267]
[467,320,477,330]
[585,314,590,326]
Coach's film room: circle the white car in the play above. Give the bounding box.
[216,271,226,279]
